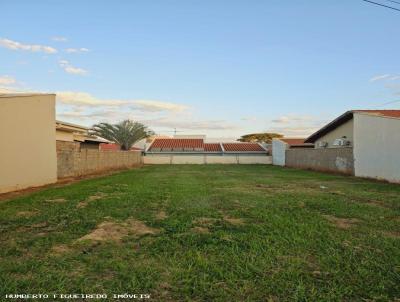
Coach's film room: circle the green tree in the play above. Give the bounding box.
[91,120,154,150]
[237,132,283,143]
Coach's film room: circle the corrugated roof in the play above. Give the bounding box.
[222,143,265,152]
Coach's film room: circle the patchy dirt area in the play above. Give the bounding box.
[223,215,245,225]
[16,210,39,218]
[45,198,67,204]
[191,226,210,234]
[155,211,168,220]
[77,218,160,242]
[323,215,360,229]
[76,193,107,208]
[193,217,218,226]
[51,244,72,255]
[382,231,400,239]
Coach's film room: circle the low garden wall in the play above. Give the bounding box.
[57,141,142,178]
[285,147,354,175]
[144,154,272,165]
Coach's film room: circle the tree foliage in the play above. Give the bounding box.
[91,120,154,150]
[237,132,283,143]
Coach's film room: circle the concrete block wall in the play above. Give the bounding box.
[285,147,354,175]
[57,141,142,178]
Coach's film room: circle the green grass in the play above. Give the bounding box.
[0,165,399,301]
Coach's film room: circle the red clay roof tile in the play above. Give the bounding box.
[204,143,222,152]
[222,143,265,152]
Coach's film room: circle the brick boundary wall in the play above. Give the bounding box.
[285,147,354,175]
[56,141,142,178]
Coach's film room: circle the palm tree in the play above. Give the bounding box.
[91,120,154,150]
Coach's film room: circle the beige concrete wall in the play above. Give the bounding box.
[57,141,142,178]
[56,129,74,142]
[0,94,57,193]
[315,119,354,148]
[286,148,354,174]
[143,154,272,165]
[353,113,400,183]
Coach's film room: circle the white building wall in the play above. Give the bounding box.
[353,113,400,183]
[315,119,354,148]
[272,139,288,166]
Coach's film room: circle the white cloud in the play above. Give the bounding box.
[369,74,391,82]
[134,100,188,112]
[52,36,67,42]
[143,117,236,130]
[59,60,88,75]
[0,38,57,54]
[56,91,189,113]
[241,116,257,122]
[0,75,16,86]
[271,115,314,124]
[269,114,327,137]
[65,47,89,53]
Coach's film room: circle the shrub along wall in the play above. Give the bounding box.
[285,147,354,175]
[56,141,142,179]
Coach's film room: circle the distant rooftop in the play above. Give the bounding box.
[0,93,55,98]
[147,138,267,153]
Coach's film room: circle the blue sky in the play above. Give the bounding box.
[1,0,400,138]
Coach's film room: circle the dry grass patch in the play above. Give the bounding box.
[77,218,159,243]
[191,226,210,234]
[16,210,38,218]
[223,215,245,225]
[45,198,66,203]
[193,217,218,226]
[323,215,360,229]
[155,211,168,220]
[382,231,400,239]
[51,244,72,255]
[76,192,107,208]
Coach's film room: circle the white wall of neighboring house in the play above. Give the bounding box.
[353,113,400,183]
[144,154,272,165]
[272,139,287,166]
[315,119,354,148]
[0,94,57,193]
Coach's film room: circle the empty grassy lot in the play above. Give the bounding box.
[0,165,399,301]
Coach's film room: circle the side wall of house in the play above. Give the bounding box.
[272,139,287,166]
[285,147,354,174]
[0,95,57,193]
[353,113,400,183]
[315,119,354,148]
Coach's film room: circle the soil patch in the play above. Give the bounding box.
[51,244,72,255]
[45,198,66,204]
[77,218,159,242]
[223,215,245,225]
[77,193,107,208]
[155,211,168,220]
[191,226,210,234]
[16,211,38,218]
[382,231,400,239]
[323,215,359,229]
[193,217,218,226]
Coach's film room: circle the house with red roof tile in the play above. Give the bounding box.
[285,110,400,182]
[144,137,270,164]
